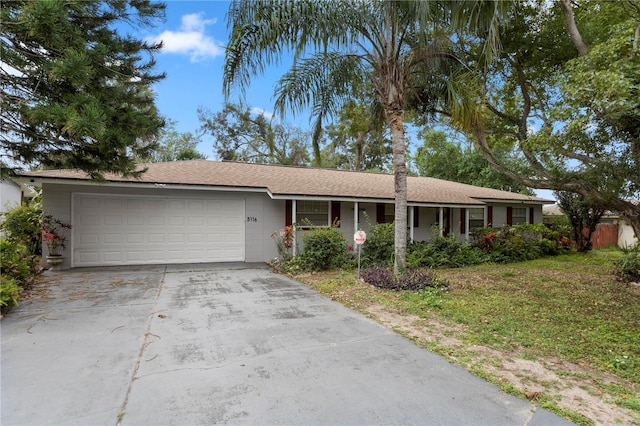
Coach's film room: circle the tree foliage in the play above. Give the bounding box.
[555,191,606,253]
[198,103,309,165]
[458,0,640,240]
[321,100,392,172]
[1,0,166,178]
[142,120,206,163]
[414,129,533,194]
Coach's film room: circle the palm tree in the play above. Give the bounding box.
[224,0,504,275]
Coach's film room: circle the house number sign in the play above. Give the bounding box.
[247,217,258,222]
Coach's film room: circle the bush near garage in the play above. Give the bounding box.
[0,239,40,313]
[1,201,45,313]
[296,226,353,272]
[1,203,43,255]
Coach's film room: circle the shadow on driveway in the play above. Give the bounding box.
[1,264,573,425]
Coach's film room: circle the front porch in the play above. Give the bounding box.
[283,199,541,255]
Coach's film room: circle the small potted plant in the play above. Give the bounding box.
[40,215,71,271]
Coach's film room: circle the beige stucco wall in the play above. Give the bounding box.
[618,219,638,248]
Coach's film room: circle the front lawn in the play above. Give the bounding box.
[294,250,640,425]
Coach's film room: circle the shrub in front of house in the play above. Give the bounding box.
[361,265,449,291]
[1,203,42,255]
[0,275,21,314]
[361,222,395,267]
[297,227,351,271]
[407,235,488,268]
[0,239,40,313]
[1,202,47,314]
[470,224,570,263]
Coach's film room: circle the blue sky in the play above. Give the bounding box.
[141,1,301,158]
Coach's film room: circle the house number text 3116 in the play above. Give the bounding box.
[247,217,258,222]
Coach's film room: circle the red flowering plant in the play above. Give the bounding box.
[38,215,71,256]
[271,225,294,259]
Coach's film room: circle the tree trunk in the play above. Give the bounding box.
[559,0,589,56]
[388,109,407,275]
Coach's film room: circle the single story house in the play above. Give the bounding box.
[16,160,551,269]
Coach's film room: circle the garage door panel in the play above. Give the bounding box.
[73,194,245,267]
[104,199,123,209]
[103,233,122,244]
[148,200,166,210]
[104,215,123,226]
[188,217,204,226]
[125,251,145,262]
[127,199,145,209]
[147,251,166,262]
[148,233,165,243]
[79,233,99,245]
[168,233,184,243]
[168,216,185,226]
[127,216,145,225]
[127,234,145,244]
[188,200,205,210]
[77,251,99,264]
[149,216,165,226]
[187,233,204,243]
[103,251,122,262]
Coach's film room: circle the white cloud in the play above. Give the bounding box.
[250,107,277,121]
[146,13,223,62]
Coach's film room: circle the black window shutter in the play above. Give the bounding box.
[376,203,385,224]
[529,207,535,224]
[331,201,341,227]
[285,200,292,226]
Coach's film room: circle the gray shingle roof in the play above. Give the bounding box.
[21,160,550,205]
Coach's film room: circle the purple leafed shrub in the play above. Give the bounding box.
[361,265,448,291]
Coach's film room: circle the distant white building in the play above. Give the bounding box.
[0,179,22,212]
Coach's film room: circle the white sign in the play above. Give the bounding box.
[354,230,367,245]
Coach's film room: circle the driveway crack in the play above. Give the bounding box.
[116,265,167,426]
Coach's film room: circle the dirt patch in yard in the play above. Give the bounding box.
[366,305,637,426]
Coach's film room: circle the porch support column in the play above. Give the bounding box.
[465,208,470,241]
[409,206,415,242]
[292,200,297,256]
[354,201,359,234]
[439,207,444,236]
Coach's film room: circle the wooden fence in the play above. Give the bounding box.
[590,223,619,249]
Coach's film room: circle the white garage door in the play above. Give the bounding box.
[72,194,245,267]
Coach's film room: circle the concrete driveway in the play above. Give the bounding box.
[1,264,572,425]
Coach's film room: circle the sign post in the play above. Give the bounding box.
[353,230,367,282]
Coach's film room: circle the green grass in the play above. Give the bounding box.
[436,251,639,383]
[296,250,640,423]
